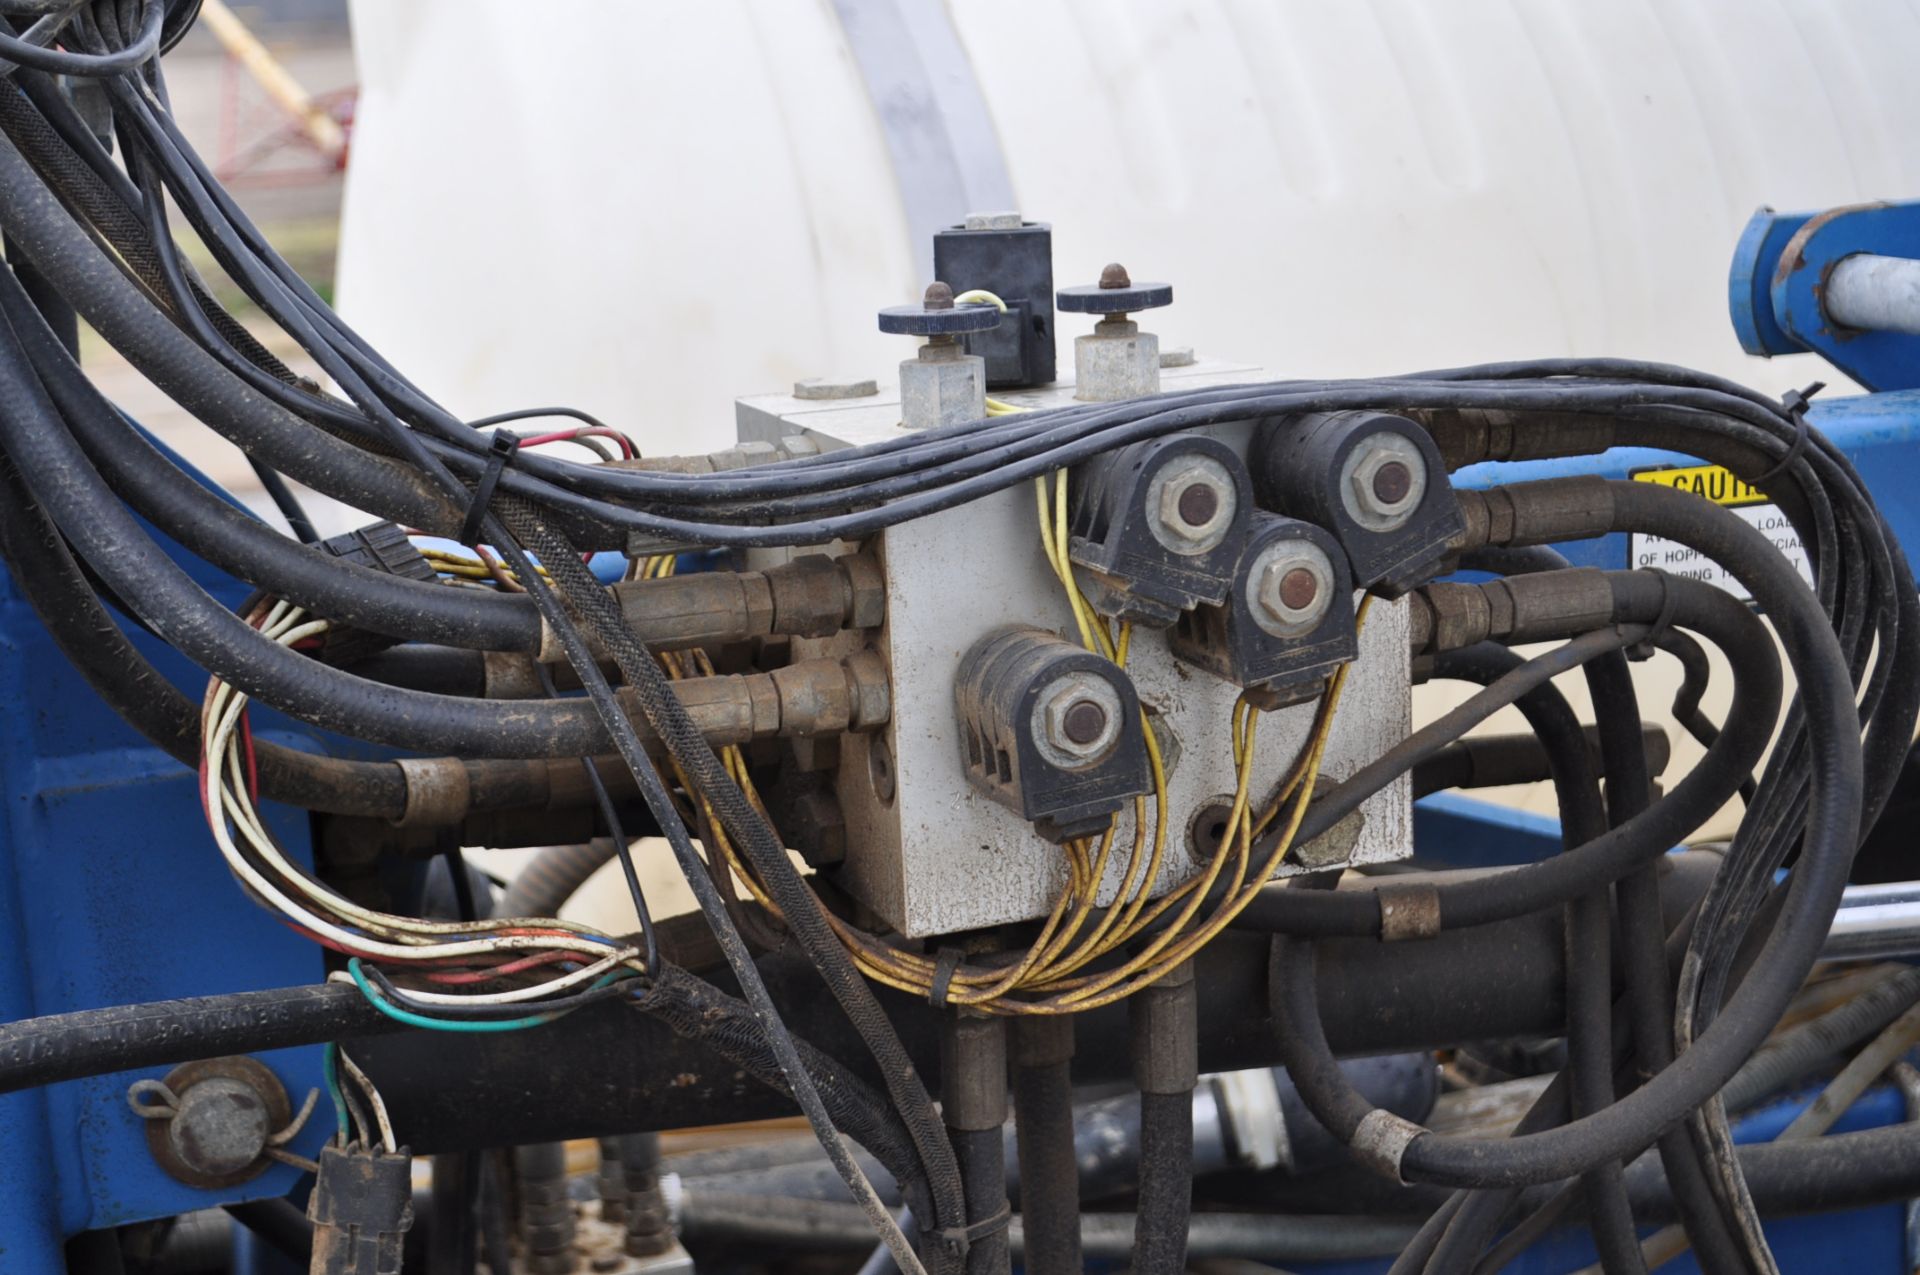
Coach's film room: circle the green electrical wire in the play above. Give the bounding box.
[321,1041,350,1144]
[345,958,630,1033]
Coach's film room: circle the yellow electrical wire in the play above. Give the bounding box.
[637,394,1364,1012]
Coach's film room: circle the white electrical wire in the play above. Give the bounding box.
[199,600,650,1008]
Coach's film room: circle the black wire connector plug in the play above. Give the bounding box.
[310,1142,413,1275]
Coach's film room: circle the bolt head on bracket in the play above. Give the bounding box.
[131,1055,293,1190]
[1058,263,1173,315]
[878,281,1006,337]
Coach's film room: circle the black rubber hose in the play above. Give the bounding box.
[222,1200,314,1265]
[1586,652,1745,1274]
[1234,577,1779,939]
[1419,646,1642,1275]
[0,126,456,533]
[1009,1023,1080,1275]
[0,983,389,1094]
[950,1126,1010,1275]
[0,263,542,652]
[1280,521,1860,1188]
[1133,1090,1195,1275]
[629,963,937,1241]
[0,320,632,758]
[0,443,414,815]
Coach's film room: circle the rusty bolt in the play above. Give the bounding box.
[1278,566,1320,611]
[924,281,955,310]
[1175,481,1219,527]
[1099,262,1132,290]
[1371,460,1413,505]
[1252,541,1335,636]
[1034,673,1123,769]
[1061,698,1109,745]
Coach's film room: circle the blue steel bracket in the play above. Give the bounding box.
[1729,201,1920,391]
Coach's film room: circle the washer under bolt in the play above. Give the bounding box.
[1148,455,1236,555]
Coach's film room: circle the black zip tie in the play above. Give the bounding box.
[1629,568,1680,661]
[458,429,520,548]
[928,946,965,1011]
[935,1202,1012,1250]
[1753,381,1825,488]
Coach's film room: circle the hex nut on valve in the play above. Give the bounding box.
[1148,455,1237,555]
[1034,672,1123,770]
[955,627,1149,842]
[1252,541,1336,638]
[1341,433,1429,533]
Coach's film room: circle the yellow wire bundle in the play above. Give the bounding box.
[649,453,1362,1014]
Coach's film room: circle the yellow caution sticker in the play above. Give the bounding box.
[1625,464,1813,601]
[1629,464,1767,508]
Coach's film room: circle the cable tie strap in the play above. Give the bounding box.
[1351,1108,1424,1183]
[1377,882,1441,942]
[1629,568,1680,662]
[928,946,965,1011]
[458,429,520,547]
[1753,380,1824,487]
[931,1203,1012,1254]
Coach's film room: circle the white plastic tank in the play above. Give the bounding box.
[339,0,1920,452]
[336,0,1920,910]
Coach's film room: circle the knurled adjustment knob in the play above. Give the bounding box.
[1057,262,1173,315]
[878,281,1004,336]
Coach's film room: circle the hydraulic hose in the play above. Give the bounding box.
[1275,508,1862,1189]
[1009,1019,1080,1275]
[1234,575,1779,939]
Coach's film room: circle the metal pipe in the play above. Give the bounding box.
[1822,881,1920,961]
[1824,253,1920,336]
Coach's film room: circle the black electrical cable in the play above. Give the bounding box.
[0,0,159,76]
[532,659,659,978]
[491,499,968,1267]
